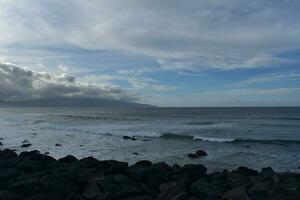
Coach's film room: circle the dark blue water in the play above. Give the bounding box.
[0,107,299,172]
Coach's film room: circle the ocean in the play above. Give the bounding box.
[0,107,299,172]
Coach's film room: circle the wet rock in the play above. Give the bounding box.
[249,182,270,200]
[132,152,138,155]
[158,181,188,200]
[21,143,32,148]
[187,153,199,159]
[195,149,208,157]
[0,142,3,146]
[120,195,152,200]
[82,182,104,199]
[190,179,221,199]
[0,149,18,169]
[269,183,300,200]
[233,166,259,176]
[123,136,137,140]
[58,155,78,163]
[223,186,250,200]
[0,167,18,180]
[65,193,85,200]
[0,190,17,200]
[55,143,62,147]
[22,140,30,143]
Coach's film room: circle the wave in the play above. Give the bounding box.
[275,117,300,121]
[185,122,216,125]
[49,114,143,121]
[159,133,300,145]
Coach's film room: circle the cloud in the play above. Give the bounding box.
[0,62,137,101]
[237,70,300,85]
[1,0,300,70]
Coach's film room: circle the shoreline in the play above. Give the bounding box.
[0,149,299,200]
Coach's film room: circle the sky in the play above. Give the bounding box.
[0,0,300,107]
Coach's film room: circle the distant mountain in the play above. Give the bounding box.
[0,98,155,108]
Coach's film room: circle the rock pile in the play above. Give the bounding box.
[0,149,299,200]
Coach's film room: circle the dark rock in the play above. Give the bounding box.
[58,155,78,163]
[133,160,152,167]
[190,179,221,199]
[132,152,138,155]
[249,182,270,200]
[269,183,300,200]
[158,181,187,200]
[65,194,84,200]
[82,182,104,199]
[55,143,62,147]
[223,186,250,200]
[0,167,18,180]
[44,152,50,155]
[0,190,17,200]
[233,166,259,176]
[0,149,18,169]
[21,143,32,148]
[123,136,136,140]
[79,156,101,168]
[195,149,208,157]
[260,167,279,182]
[22,140,30,143]
[119,195,152,200]
[0,142,3,146]
[187,153,199,159]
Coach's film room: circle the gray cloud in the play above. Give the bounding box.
[1,0,300,69]
[0,63,137,101]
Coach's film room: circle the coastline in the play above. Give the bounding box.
[0,149,299,200]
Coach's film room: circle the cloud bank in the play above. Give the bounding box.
[1,0,300,70]
[0,63,136,101]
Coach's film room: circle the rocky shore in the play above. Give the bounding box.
[0,149,299,200]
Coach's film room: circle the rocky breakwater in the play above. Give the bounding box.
[0,149,299,200]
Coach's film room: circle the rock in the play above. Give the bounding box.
[132,152,139,155]
[248,182,270,200]
[134,160,152,167]
[0,150,18,169]
[269,183,300,200]
[0,167,18,180]
[195,149,208,157]
[0,190,17,200]
[190,179,221,199]
[21,143,32,148]
[22,140,30,143]
[55,143,62,147]
[123,136,136,141]
[187,153,199,159]
[58,155,78,163]
[119,195,152,200]
[158,181,188,200]
[0,142,3,146]
[223,186,250,200]
[79,156,101,168]
[44,152,50,155]
[65,193,85,200]
[233,166,259,176]
[260,167,279,182]
[82,182,104,199]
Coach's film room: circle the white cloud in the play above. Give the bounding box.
[1,0,300,70]
[237,71,300,85]
[0,62,137,101]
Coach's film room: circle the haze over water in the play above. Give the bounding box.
[1,107,299,172]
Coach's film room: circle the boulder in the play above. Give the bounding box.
[158,181,187,200]
[58,155,78,164]
[0,190,17,200]
[195,149,208,157]
[232,166,259,176]
[123,136,137,141]
[223,186,250,200]
[187,153,199,159]
[21,143,32,148]
[190,179,221,199]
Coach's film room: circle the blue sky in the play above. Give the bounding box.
[0,0,300,106]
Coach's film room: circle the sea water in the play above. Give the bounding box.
[0,107,299,172]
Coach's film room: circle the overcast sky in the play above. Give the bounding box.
[0,0,300,106]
